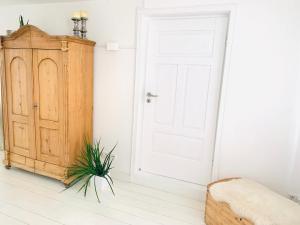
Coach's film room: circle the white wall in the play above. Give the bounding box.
[289,147,300,198]
[0,0,299,194]
[289,0,300,195]
[221,0,300,195]
[290,101,300,198]
[0,0,140,47]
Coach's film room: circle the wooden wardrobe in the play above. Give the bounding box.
[0,25,95,185]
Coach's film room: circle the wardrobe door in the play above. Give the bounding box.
[5,49,36,158]
[33,50,65,165]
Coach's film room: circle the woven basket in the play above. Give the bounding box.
[204,178,254,225]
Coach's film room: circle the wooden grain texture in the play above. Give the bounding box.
[1,25,95,49]
[0,37,10,167]
[1,25,95,183]
[205,178,254,225]
[33,49,65,166]
[66,42,94,168]
[5,49,36,159]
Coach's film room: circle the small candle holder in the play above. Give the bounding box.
[71,17,81,37]
[80,17,88,39]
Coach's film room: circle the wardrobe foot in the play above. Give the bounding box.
[5,165,11,169]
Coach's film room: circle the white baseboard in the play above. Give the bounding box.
[110,169,131,182]
[131,170,206,201]
[111,169,206,201]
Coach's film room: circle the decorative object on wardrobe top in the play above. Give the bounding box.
[19,15,29,27]
[6,14,29,36]
[72,10,89,39]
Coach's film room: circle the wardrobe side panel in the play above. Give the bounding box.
[0,42,10,166]
[67,43,94,166]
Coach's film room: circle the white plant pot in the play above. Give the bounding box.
[93,175,110,192]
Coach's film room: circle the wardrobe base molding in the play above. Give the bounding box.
[3,152,72,183]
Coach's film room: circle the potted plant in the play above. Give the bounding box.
[5,15,29,36]
[66,140,116,202]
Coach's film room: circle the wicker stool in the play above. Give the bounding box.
[205,178,254,225]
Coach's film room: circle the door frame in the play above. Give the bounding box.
[131,4,236,199]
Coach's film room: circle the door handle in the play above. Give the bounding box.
[33,104,39,108]
[146,92,159,103]
[146,92,159,98]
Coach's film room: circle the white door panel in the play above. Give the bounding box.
[183,65,211,131]
[158,30,214,56]
[139,15,228,185]
[154,64,178,125]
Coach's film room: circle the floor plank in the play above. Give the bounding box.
[0,166,205,225]
[0,212,27,225]
[0,202,62,225]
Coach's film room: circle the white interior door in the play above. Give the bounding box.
[138,15,228,185]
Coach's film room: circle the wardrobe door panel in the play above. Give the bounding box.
[33,50,65,165]
[38,58,59,121]
[5,49,36,158]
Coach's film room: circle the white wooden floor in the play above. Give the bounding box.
[0,165,205,225]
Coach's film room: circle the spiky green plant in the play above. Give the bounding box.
[19,15,29,27]
[66,140,116,202]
